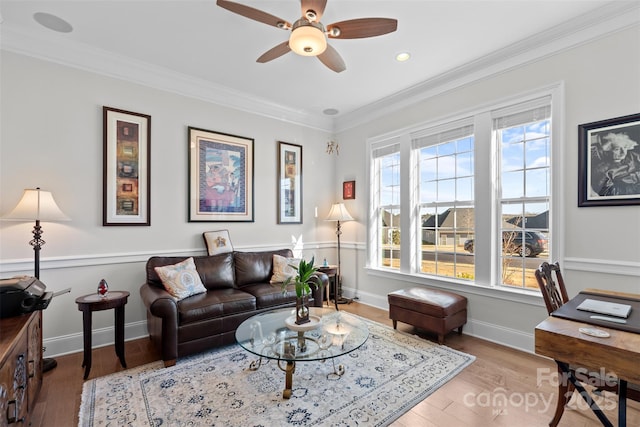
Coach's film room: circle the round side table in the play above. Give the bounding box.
[75,291,129,379]
[316,265,338,310]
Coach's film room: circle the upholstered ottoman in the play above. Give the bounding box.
[388,287,467,344]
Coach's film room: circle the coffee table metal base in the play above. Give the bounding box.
[248,353,346,399]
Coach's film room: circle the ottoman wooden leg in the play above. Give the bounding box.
[392,319,397,329]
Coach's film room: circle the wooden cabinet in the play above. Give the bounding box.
[0,311,42,426]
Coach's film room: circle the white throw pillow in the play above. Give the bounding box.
[203,230,233,255]
[270,254,301,283]
[154,257,207,300]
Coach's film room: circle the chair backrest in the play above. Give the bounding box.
[535,261,570,314]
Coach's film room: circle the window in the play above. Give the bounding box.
[368,89,558,292]
[494,100,551,288]
[414,120,475,279]
[371,144,401,270]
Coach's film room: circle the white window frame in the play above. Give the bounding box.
[368,137,403,271]
[366,83,564,302]
[413,117,476,279]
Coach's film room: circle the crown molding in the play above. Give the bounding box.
[1,2,637,134]
[334,1,640,133]
[0,24,334,132]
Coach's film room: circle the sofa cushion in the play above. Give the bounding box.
[154,257,207,300]
[242,282,296,309]
[194,253,235,289]
[234,249,292,288]
[146,253,235,290]
[178,288,256,325]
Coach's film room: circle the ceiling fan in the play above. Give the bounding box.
[216,0,398,73]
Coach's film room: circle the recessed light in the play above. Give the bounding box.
[396,52,411,62]
[323,108,339,116]
[33,12,73,33]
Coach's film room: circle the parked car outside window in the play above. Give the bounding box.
[463,231,547,257]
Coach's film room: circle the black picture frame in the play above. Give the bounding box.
[103,107,151,226]
[277,141,303,224]
[578,113,640,207]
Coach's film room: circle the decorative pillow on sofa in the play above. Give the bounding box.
[203,230,233,256]
[154,257,207,300]
[270,254,301,283]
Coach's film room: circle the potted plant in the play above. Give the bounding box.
[282,257,318,324]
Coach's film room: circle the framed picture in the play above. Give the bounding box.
[103,106,151,226]
[343,180,356,200]
[578,113,640,207]
[277,141,302,224]
[189,127,254,222]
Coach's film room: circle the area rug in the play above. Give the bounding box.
[79,315,475,426]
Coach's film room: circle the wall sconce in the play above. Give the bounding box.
[326,140,339,155]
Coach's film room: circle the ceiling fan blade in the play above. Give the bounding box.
[301,0,327,21]
[256,41,291,63]
[217,0,291,29]
[327,18,397,39]
[317,44,346,73]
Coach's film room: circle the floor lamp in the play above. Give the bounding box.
[325,203,353,304]
[2,187,70,371]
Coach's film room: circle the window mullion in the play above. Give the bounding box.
[473,111,494,286]
[399,134,412,273]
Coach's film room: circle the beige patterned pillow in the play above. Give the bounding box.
[270,254,301,283]
[154,257,207,300]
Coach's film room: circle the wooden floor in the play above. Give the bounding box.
[32,302,639,426]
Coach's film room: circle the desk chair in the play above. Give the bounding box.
[535,262,639,427]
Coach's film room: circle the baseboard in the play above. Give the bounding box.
[44,320,148,358]
[342,286,535,354]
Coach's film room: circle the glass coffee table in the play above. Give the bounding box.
[235,307,369,398]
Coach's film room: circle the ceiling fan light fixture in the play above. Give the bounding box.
[289,20,327,56]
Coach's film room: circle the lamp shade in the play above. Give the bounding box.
[2,188,69,221]
[325,203,354,222]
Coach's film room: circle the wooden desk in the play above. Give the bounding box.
[535,289,640,427]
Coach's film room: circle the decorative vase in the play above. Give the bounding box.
[97,279,109,297]
[295,295,310,325]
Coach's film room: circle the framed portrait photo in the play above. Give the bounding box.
[578,113,640,207]
[103,106,151,226]
[277,141,302,224]
[343,180,356,200]
[189,127,254,222]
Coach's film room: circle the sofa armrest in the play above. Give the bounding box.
[310,272,328,307]
[140,283,179,365]
[140,283,178,318]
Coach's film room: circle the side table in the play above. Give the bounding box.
[75,290,129,379]
[316,265,338,310]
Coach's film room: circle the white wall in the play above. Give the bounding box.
[334,25,640,351]
[1,25,639,358]
[0,52,340,356]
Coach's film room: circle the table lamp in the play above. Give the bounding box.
[325,203,353,304]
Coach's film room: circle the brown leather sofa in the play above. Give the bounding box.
[140,249,327,366]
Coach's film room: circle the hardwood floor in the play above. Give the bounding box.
[32,302,639,426]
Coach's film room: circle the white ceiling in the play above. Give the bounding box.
[1,1,635,131]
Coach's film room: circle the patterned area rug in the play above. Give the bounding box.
[79,316,475,426]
